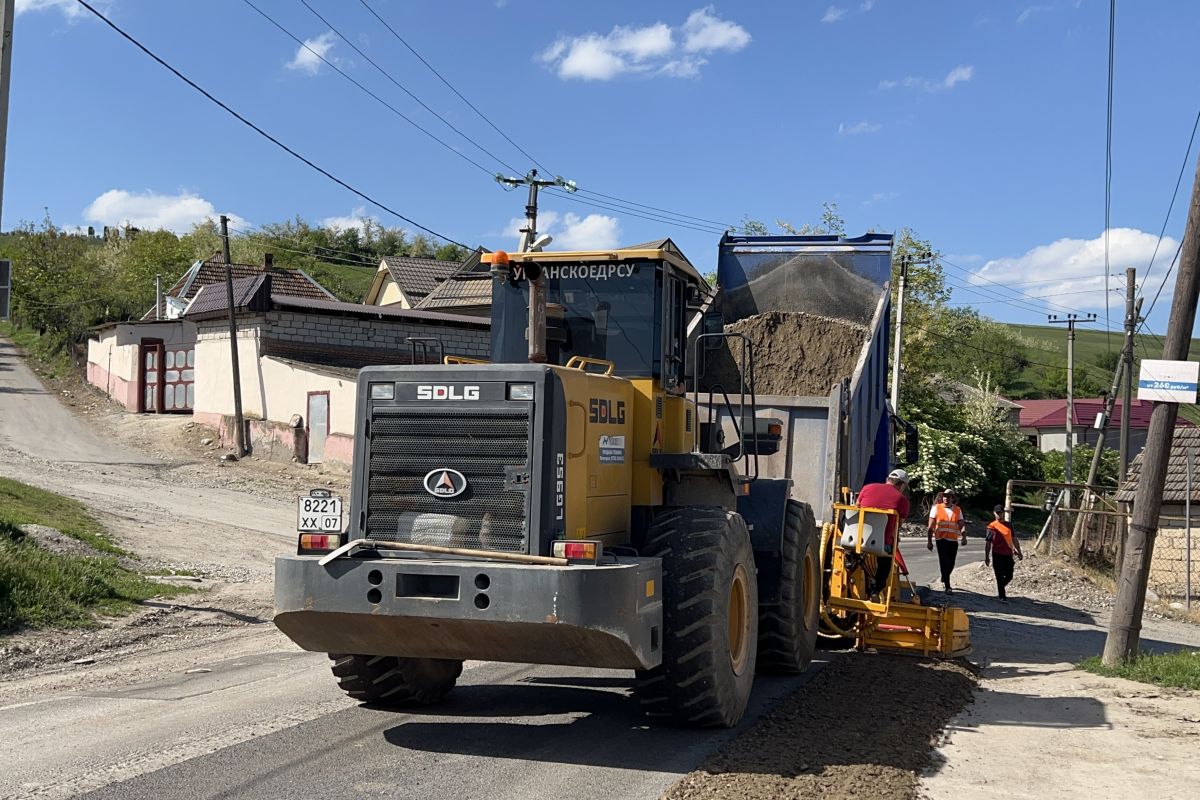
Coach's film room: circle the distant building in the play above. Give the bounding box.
[414,249,492,317]
[362,254,464,308]
[88,255,336,414]
[1017,397,1191,457]
[935,379,1023,426]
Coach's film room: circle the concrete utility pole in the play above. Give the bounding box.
[1049,312,1097,495]
[0,0,15,231]
[1119,268,1138,481]
[494,170,575,363]
[890,256,909,413]
[1104,154,1200,665]
[220,215,247,457]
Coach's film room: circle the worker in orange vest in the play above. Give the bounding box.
[985,505,1023,602]
[927,488,967,594]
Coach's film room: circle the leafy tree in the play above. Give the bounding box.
[434,243,468,262]
[1043,444,1120,489]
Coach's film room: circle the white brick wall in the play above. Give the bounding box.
[262,311,489,357]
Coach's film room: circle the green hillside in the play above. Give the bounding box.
[999,323,1200,423]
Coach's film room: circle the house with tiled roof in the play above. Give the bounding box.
[89,254,335,414]
[143,253,333,320]
[414,249,492,317]
[1017,397,1191,457]
[1114,426,1200,597]
[363,254,464,309]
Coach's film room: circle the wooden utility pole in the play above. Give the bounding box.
[1103,154,1200,665]
[0,0,15,231]
[1119,268,1138,480]
[890,255,909,413]
[221,215,247,457]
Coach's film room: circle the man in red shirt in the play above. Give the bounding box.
[856,468,911,596]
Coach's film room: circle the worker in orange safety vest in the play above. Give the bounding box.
[927,488,967,594]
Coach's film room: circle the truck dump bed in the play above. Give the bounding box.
[707,234,894,521]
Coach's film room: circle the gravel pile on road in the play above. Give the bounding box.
[701,312,867,397]
[661,654,977,800]
[955,554,1115,611]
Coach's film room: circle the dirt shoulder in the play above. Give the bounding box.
[921,556,1200,799]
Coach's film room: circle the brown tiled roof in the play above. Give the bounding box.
[185,275,266,317]
[271,294,489,328]
[146,254,333,319]
[415,274,492,312]
[379,255,461,302]
[1116,426,1200,503]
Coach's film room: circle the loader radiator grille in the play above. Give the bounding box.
[365,407,531,553]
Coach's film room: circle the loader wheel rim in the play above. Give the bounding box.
[802,549,818,624]
[728,563,751,675]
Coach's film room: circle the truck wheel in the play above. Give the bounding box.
[329,654,463,706]
[634,506,759,728]
[757,500,821,673]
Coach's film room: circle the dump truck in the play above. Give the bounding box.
[274,234,967,728]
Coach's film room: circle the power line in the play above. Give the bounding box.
[240,0,497,177]
[1141,106,1200,296]
[73,0,468,248]
[542,188,730,235]
[225,223,380,269]
[296,0,520,175]
[941,256,1104,319]
[356,0,550,175]
[945,286,1122,305]
[355,0,743,234]
[1138,237,1184,335]
[1103,0,1116,349]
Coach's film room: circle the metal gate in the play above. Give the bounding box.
[140,339,195,413]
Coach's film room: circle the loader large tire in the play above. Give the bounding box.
[634,506,759,728]
[329,654,462,706]
[757,500,821,673]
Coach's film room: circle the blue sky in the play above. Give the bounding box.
[7,1,1200,333]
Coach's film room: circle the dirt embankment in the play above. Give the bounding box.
[662,654,977,800]
[701,311,868,397]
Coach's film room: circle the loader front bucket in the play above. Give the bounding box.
[860,601,971,659]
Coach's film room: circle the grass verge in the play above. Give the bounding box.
[0,320,76,381]
[1,479,187,633]
[0,476,126,556]
[1079,650,1200,691]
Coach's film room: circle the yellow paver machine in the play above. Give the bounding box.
[274,233,970,728]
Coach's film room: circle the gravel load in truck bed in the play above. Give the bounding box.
[700,311,869,397]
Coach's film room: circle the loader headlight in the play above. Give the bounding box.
[370,382,395,400]
[507,383,535,401]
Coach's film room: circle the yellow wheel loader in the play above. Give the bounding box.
[274,234,969,727]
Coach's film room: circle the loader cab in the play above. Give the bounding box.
[488,245,707,390]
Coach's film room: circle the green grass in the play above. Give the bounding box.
[0,523,182,632]
[0,320,76,381]
[1079,650,1200,691]
[0,476,126,556]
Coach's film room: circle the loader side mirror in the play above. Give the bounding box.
[903,420,919,466]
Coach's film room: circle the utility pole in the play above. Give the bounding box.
[890,256,909,413]
[1104,154,1200,665]
[1119,268,1138,481]
[1048,312,1097,493]
[0,0,15,231]
[220,215,247,457]
[494,170,575,363]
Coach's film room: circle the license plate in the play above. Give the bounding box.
[297,491,343,533]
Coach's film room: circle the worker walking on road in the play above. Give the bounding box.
[856,468,911,597]
[927,488,966,594]
[985,505,1023,601]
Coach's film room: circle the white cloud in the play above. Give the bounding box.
[83,189,246,234]
[970,228,1178,310]
[879,64,974,93]
[682,6,751,53]
[821,6,847,23]
[838,120,882,136]
[505,210,621,251]
[540,6,748,81]
[321,206,379,236]
[286,31,339,76]
[862,191,898,205]
[15,0,108,19]
[860,0,877,11]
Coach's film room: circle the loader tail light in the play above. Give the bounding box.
[767,421,782,437]
[552,540,599,564]
[299,533,340,554]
